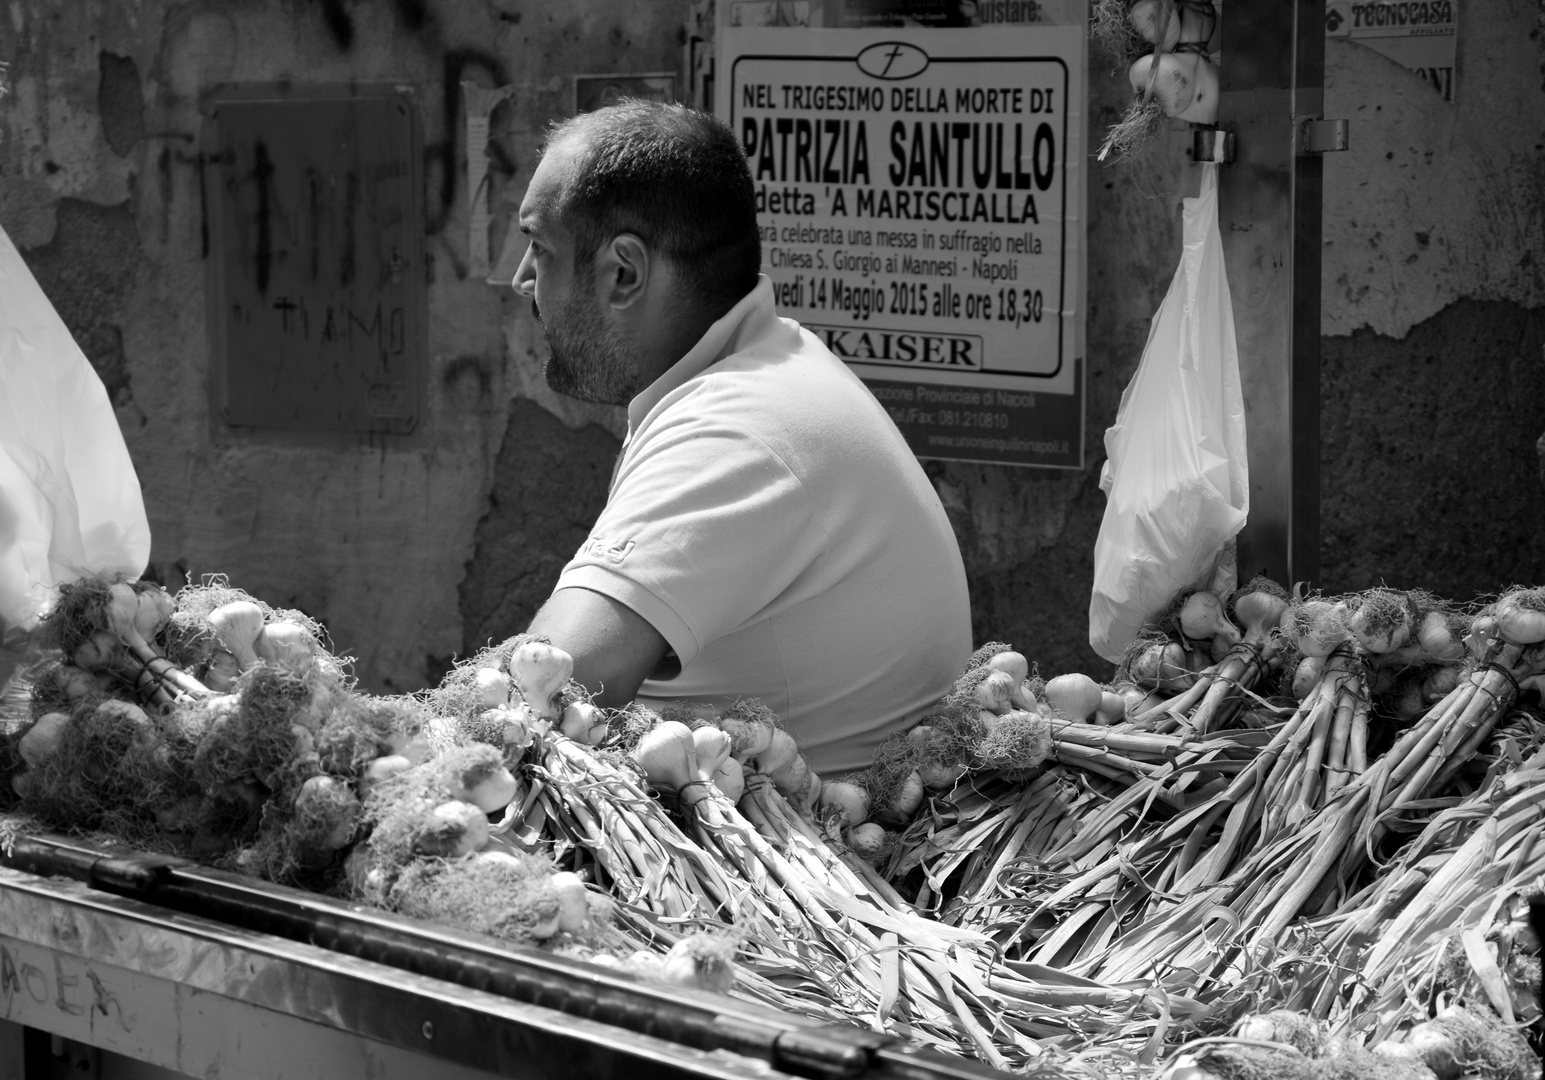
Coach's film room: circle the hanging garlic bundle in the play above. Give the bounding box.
[1128,0,1216,51]
[1098,0,1220,161]
[1127,50,1220,125]
[1133,0,1218,119]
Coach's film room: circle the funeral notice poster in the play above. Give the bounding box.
[718,15,1087,468]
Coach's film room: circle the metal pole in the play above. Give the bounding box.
[1215,0,1340,590]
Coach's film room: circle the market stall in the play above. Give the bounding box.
[1,0,1542,1075]
[0,831,988,1080]
[0,571,1540,1079]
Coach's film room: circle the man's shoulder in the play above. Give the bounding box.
[688,321,879,421]
[625,309,932,507]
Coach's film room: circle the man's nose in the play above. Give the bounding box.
[511,245,536,297]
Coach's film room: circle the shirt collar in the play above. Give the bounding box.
[625,275,779,435]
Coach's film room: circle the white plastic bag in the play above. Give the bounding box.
[0,221,151,633]
[1089,165,1248,663]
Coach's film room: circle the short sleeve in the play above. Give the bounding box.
[555,407,827,668]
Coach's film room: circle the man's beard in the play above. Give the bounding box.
[538,294,638,406]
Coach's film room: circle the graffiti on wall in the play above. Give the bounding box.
[203,88,427,435]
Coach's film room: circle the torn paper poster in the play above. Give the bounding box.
[463,81,514,278]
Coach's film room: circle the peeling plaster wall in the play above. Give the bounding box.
[3,0,1542,692]
[1317,0,1545,599]
[1321,9,1545,336]
[459,399,619,651]
[0,0,676,692]
[1320,301,1545,597]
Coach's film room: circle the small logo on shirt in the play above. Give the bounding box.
[583,535,636,564]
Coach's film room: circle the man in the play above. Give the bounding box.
[512,100,971,774]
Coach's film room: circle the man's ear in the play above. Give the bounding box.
[601,233,650,310]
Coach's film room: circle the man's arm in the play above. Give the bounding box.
[525,586,673,707]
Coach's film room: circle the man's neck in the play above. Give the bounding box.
[634,300,726,386]
[622,280,769,430]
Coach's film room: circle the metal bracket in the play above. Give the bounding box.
[1192,128,1236,164]
[1297,117,1350,154]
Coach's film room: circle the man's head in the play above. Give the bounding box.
[512,100,761,405]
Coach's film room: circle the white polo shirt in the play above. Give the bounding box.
[555,276,972,774]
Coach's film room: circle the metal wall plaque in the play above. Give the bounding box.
[204,86,425,435]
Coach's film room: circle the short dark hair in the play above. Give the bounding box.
[545,100,762,318]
